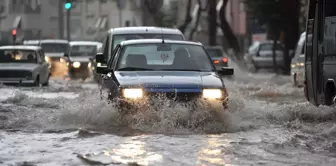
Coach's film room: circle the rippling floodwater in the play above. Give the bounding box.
[1,71,336,166]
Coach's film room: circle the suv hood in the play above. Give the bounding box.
[114,71,224,91]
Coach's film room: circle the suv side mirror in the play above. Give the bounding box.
[96,53,106,64]
[96,66,112,74]
[64,53,69,57]
[218,67,234,76]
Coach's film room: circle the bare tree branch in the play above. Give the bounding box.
[178,0,192,33]
[189,0,202,40]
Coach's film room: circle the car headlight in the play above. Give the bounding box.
[72,62,81,68]
[122,88,143,99]
[296,62,304,67]
[291,64,296,68]
[88,62,91,68]
[45,56,50,63]
[202,89,222,99]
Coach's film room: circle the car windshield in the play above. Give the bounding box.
[116,43,214,72]
[0,49,37,63]
[70,45,97,57]
[260,43,284,51]
[206,49,223,57]
[40,43,69,53]
[112,34,184,49]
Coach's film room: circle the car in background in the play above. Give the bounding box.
[93,26,186,83]
[64,41,102,80]
[39,39,69,76]
[291,32,306,87]
[90,43,103,83]
[95,39,234,112]
[204,46,229,71]
[244,40,285,72]
[23,40,40,46]
[0,45,50,86]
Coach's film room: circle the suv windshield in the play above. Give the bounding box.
[70,45,97,57]
[112,34,184,49]
[40,43,69,53]
[116,43,214,72]
[0,49,37,63]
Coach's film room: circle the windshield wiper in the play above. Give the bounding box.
[118,67,153,71]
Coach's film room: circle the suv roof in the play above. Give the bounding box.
[120,39,201,46]
[39,39,69,44]
[108,26,184,35]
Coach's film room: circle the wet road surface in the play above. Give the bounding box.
[1,71,336,166]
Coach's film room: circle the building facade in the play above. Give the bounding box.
[0,0,142,41]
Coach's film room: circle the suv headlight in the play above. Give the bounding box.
[202,89,222,99]
[45,56,50,63]
[72,62,81,68]
[122,88,143,99]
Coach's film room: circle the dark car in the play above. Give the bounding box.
[205,46,229,71]
[95,39,234,112]
[0,45,50,86]
[64,41,102,80]
[92,26,186,83]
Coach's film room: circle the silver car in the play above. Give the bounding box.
[291,32,306,87]
[244,41,285,72]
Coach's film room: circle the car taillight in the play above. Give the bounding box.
[222,57,228,63]
[213,60,220,64]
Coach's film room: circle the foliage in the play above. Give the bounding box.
[244,0,283,35]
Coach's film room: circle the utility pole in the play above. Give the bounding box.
[64,0,73,41]
[58,0,64,39]
[66,8,70,41]
[116,0,125,27]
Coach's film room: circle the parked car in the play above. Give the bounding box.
[291,32,306,87]
[244,40,285,72]
[0,45,50,86]
[64,41,102,80]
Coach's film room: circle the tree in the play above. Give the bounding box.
[219,0,241,55]
[189,0,204,40]
[178,0,193,33]
[244,0,300,75]
[208,0,217,46]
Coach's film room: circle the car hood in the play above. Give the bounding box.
[45,52,64,58]
[69,56,91,62]
[0,63,39,71]
[114,71,224,91]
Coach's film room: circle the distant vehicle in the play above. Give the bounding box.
[204,46,229,71]
[39,39,69,74]
[89,43,103,83]
[244,40,285,72]
[304,0,336,106]
[64,41,102,80]
[0,45,50,86]
[23,40,40,46]
[95,39,234,112]
[291,32,306,87]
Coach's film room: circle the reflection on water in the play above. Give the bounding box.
[197,136,231,165]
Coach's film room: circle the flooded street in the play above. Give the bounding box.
[1,72,336,166]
